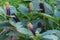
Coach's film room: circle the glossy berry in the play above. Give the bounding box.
[37,22,42,28]
[39,2,45,13]
[37,22,46,33]
[11,13,20,22]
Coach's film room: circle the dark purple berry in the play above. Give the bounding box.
[11,13,20,22]
[37,22,42,28]
[39,3,45,13]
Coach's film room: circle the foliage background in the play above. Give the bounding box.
[0,0,60,40]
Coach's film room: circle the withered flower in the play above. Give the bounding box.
[29,2,33,12]
[27,22,35,35]
[6,2,10,15]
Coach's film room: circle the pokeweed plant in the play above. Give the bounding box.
[0,0,60,40]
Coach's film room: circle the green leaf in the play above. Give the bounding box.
[41,30,60,40]
[0,21,11,28]
[54,10,60,18]
[43,35,58,40]
[17,28,33,36]
[10,6,17,15]
[9,21,22,28]
[41,30,60,36]
[19,4,29,16]
[32,0,40,11]
[0,31,8,40]
[39,13,59,26]
[0,7,6,21]
[0,15,6,21]
[44,2,53,14]
[40,13,56,21]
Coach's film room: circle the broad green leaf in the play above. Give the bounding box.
[0,7,6,16]
[44,2,53,14]
[56,0,60,9]
[9,21,33,36]
[43,35,58,40]
[48,19,54,28]
[0,7,6,21]
[9,20,22,28]
[19,4,29,16]
[54,9,60,18]
[40,13,56,21]
[41,30,60,40]
[44,2,53,11]
[0,15,6,21]
[0,29,10,40]
[32,0,40,11]
[10,6,17,15]
[41,30,60,36]
[0,21,11,28]
[0,33,7,40]
[17,28,33,36]
[39,13,59,26]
